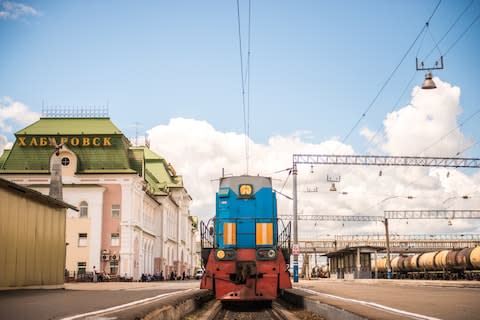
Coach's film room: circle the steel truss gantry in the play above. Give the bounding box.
[291,153,480,281]
[280,210,480,221]
[279,215,384,221]
[332,233,480,241]
[385,210,480,219]
[293,154,480,168]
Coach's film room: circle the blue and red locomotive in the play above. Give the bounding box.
[200,175,292,301]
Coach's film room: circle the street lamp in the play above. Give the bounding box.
[442,195,470,205]
[442,195,470,226]
[380,195,414,280]
[416,56,444,90]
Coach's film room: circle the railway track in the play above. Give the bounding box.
[202,300,299,320]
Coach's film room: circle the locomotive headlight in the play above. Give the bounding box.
[216,250,226,259]
[239,184,253,198]
[267,249,276,258]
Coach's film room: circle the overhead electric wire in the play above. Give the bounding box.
[361,71,418,154]
[361,18,430,154]
[394,107,480,196]
[247,0,251,151]
[363,0,478,155]
[417,108,480,156]
[457,140,480,156]
[444,10,480,56]
[338,0,442,150]
[423,0,474,60]
[395,4,480,192]
[426,23,443,57]
[280,169,292,194]
[236,0,252,174]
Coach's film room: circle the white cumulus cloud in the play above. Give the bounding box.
[0,1,40,19]
[0,135,11,153]
[380,77,470,156]
[147,89,480,239]
[0,97,40,153]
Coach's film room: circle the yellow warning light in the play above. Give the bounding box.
[216,250,225,259]
[239,184,253,197]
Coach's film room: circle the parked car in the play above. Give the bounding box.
[194,269,204,280]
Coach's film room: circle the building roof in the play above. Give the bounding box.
[0,149,10,168]
[0,177,78,211]
[1,117,186,199]
[2,118,132,173]
[133,146,184,195]
[16,118,122,135]
[325,246,386,257]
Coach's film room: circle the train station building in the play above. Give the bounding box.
[325,246,384,279]
[0,110,199,280]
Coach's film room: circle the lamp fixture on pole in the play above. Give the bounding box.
[416,56,444,90]
[327,174,341,192]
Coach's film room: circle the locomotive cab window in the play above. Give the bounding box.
[238,184,253,198]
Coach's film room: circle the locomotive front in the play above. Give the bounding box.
[200,175,292,301]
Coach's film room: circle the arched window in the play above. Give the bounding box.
[79,201,88,218]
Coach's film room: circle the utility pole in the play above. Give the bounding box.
[384,218,392,279]
[292,164,299,282]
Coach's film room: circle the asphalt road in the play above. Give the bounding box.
[0,280,199,320]
[294,279,480,320]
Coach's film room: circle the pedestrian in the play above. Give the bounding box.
[182,271,185,280]
[93,266,97,283]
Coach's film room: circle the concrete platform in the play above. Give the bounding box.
[0,280,212,320]
[285,279,480,320]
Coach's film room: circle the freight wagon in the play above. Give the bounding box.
[373,246,480,280]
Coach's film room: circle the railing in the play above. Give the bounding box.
[333,233,480,241]
[296,239,480,253]
[278,220,291,250]
[200,220,214,249]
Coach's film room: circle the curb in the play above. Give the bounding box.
[80,289,213,320]
[282,289,366,320]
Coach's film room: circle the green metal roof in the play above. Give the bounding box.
[139,147,183,195]
[1,118,185,199]
[16,118,122,135]
[0,149,10,169]
[128,148,144,176]
[2,135,132,172]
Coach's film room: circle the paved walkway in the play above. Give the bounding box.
[293,278,480,320]
[0,280,200,320]
[64,279,199,291]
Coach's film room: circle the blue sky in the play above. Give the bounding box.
[1,0,479,153]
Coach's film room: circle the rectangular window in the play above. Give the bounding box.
[78,233,88,247]
[77,262,86,274]
[112,204,120,217]
[223,222,236,245]
[111,233,120,246]
[110,260,119,274]
[256,223,273,245]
